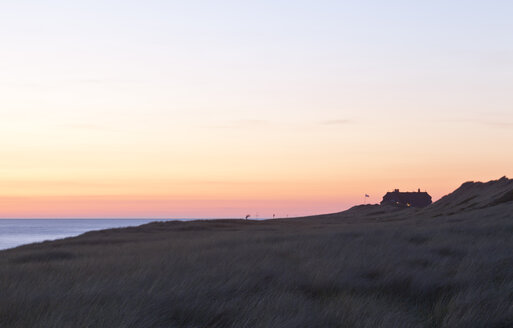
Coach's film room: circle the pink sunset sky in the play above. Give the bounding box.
[1,1,512,218]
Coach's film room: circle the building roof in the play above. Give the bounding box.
[381,189,432,208]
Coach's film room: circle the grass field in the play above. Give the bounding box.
[1,178,512,327]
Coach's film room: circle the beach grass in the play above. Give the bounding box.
[1,179,512,327]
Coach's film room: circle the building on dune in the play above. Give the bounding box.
[381,189,432,208]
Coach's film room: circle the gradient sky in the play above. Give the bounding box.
[1,0,512,218]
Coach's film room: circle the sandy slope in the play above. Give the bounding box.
[421,176,513,216]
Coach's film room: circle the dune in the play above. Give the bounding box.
[420,176,513,216]
[0,177,512,327]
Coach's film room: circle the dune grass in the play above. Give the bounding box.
[1,199,512,327]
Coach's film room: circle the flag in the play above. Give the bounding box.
[365,194,370,198]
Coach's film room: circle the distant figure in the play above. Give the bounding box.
[381,189,432,208]
[273,214,275,219]
[245,214,251,220]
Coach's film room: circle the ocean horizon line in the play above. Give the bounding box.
[0,217,273,251]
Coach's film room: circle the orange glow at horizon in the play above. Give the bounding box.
[1,166,510,218]
[1,118,511,218]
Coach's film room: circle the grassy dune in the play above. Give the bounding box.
[1,178,513,327]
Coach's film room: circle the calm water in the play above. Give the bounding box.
[0,219,185,251]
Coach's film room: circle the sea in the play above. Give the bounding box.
[0,219,190,251]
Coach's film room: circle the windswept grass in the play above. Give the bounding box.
[1,178,512,327]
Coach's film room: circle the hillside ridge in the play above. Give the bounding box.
[421,176,513,216]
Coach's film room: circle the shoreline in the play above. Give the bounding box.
[0,217,278,251]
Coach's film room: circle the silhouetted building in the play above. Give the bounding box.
[381,189,432,208]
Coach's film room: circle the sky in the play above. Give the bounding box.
[1,0,512,218]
